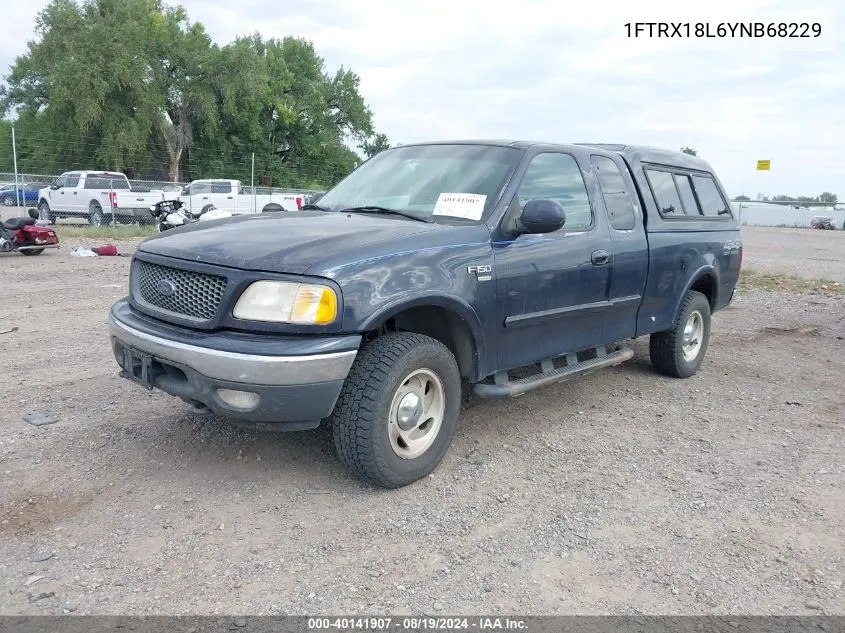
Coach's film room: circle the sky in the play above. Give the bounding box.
[1,0,843,199]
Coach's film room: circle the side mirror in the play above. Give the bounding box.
[517,199,566,234]
[50,183,60,190]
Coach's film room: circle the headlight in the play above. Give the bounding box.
[233,281,337,324]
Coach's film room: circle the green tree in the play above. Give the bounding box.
[2,0,385,188]
[819,192,838,204]
[734,194,750,202]
[360,132,391,158]
[680,146,698,156]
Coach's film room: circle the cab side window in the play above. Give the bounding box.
[517,153,592,231]
[590,155,636,230]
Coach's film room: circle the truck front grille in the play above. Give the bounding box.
[133,260,227,321]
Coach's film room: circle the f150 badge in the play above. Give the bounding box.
[467,264,493,282]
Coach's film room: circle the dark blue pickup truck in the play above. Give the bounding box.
[109,140,742,488]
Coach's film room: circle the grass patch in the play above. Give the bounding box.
[739,268,843,294]
[56,224,157,239]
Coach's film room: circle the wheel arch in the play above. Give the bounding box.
[675,266,719,318]
[359,295,487,382]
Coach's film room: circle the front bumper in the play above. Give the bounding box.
[109,300,360,426]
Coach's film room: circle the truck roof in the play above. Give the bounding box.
[62,170,127,177]
[397,140,714,172]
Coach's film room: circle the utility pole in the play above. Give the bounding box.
[11,125,21,207]
[251,152,256,213]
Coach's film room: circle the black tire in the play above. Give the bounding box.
[1,196,14,206]
[20,249,45,256]
[200,204,216,214]
[37,200,53,224]
[330,332,462,488]
[137,211,156,226]
[89,203,105,227]
[649,290,711,378]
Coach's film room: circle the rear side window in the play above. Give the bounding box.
[84,175,129,190]
[517,152,593,231]
[645,170,683,216]
[674,174,700,215]
[591,155,636,230]
[692,175,731,217]
[211,181,232,194]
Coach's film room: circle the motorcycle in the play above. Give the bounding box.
[150,199,233,232]
[0,208,60,256]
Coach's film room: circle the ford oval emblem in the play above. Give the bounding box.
[156,279,175,297]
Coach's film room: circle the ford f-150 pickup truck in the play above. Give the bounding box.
[108,140,742,488]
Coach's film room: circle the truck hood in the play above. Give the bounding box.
[137,211,457,274]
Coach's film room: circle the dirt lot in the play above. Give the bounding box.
[739,226,845,284]
[0,225,842,616]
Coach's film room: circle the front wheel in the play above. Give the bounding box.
[1,196,14,206]
[649,290,712,378]
[37,200,52,224]
[330,332,462,488]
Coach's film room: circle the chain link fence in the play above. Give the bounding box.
[0,172,324,196]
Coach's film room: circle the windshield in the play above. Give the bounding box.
[317,144,522,223]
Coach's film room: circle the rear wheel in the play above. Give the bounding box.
[330,332,461,488]
[262,203,283,213]
[20,249,45,256]
[89,203,105,227]
[649,290,712,378]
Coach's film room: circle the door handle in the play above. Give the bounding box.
[227,196,234,199]
[591,250,610,266]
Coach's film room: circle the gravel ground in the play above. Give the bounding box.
[739,226,845,283]
[0,227,843,616]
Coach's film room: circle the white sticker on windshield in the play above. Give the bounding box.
[432,193,487,220]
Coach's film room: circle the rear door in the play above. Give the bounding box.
[588,154,649,343]
[493,149,613,370]
[210,181,235,213]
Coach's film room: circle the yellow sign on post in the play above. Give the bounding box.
[757,160,771,170]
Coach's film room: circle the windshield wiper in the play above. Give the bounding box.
[341,206,431,223]
[300,203,332,211]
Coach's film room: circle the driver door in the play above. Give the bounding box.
[48,174,69,210]
[493,150,613,371]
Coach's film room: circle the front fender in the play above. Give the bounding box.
[359,292,489,381]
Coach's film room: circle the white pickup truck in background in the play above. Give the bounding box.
[179,179,305,214]
[37,171,171,226]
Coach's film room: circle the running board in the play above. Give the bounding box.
[472,346,634,399]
